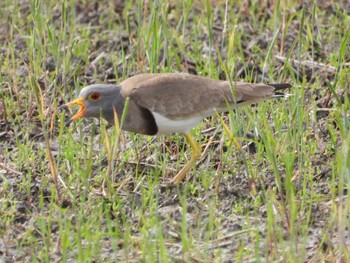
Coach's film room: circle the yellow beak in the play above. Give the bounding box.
[59,97,86,120]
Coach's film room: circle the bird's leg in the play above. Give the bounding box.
[171,133,201,184]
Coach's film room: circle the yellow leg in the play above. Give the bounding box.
[171,133,202,184]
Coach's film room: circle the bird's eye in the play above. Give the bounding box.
[89,92,101,101]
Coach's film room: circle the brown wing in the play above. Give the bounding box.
[121,73,237,119]
[230,83,277,107]
[120,73,280,119]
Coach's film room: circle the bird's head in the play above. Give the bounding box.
[59,84,121,120]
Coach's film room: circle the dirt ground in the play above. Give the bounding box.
[1,0,350,262]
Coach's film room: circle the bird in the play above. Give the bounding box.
[58,73,291,184]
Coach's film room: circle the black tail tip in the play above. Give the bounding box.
[270,83,292,90]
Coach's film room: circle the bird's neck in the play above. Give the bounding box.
[102,85,125,125]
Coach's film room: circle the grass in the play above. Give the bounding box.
[1,0,350,262]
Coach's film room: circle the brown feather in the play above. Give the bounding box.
[120,73,287,119]
[120,73,286,119]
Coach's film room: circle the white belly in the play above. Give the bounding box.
[152,111,208,135]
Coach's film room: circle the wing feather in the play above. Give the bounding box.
[126,73,238,119]
[120,73,284,119]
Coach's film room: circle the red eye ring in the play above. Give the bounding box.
[89,92,101,101]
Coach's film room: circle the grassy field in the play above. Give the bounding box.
[1,0,350,262]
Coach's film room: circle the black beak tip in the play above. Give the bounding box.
[58,104,68,112]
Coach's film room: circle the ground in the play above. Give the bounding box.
[1,0,350,262]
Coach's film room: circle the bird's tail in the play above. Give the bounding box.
[270,83,292,98]
[270,83,292,91]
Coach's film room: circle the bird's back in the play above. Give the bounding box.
[120,73,286,119]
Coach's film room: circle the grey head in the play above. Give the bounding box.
[59,84,123,123]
